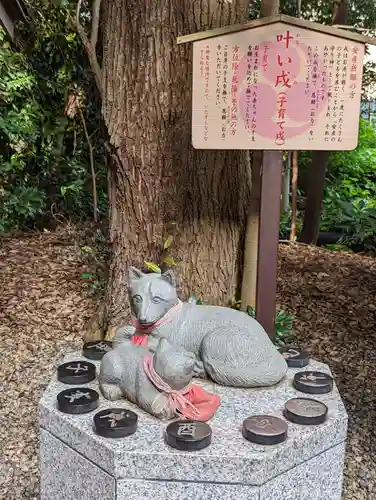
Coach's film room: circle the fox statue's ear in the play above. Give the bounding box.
[129,267,144,281]
[157,337,172,353]
[160,269,176,287]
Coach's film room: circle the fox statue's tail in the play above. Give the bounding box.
[200,319,288,388]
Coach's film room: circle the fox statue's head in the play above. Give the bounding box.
[128,267,179,326]
[153,338,196,390]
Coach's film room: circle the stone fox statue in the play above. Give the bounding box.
[114,267,287,388]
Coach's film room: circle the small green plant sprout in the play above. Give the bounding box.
[144,261,162,273]
[81,272,105,294]
[246,306,294,346]
[188,295,202,305]
[144,232,178,273]
[229,297,242,310]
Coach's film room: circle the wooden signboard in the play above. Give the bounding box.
[189,21,365,151]
[178,16,375,338]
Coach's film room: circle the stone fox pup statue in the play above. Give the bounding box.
[99,337,197,420]
[114,267,287,388]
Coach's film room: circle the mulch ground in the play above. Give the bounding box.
[0,227,98,500]
[278,243,376,499]
[0,227,375,499]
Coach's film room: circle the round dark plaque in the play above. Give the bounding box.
[293,371,333,394]
[94,408,138,438]
[83,341,113,361]
[284,397,328,425]
[57,360,96,385]
[165,420,212,451]
[278,346,309,368]
[242,415,288,445]
[57,387,99,415]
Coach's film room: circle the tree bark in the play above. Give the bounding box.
[281,152,290,213]
[241,151,261,310]
[289,150,298,241]
[97,0,251,334]
[298,150,329,244]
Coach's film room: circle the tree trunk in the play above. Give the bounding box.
[299,150,329,244]
[97,0,251,334]
[289,150,298,241]
[241,151,261,310]
[281,152,290,213]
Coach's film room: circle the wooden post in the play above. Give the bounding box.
[240,0,280,313]
[248,0,282,338]
[255,151,283,338]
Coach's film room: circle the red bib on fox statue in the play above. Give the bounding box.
[131,334,148,346]
[131,300,183,340]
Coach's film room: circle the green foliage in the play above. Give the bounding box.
[279,208,303,240]
[326,118,376,200]
[0,29,43,230]
[325,243,353,252]
[184,296,295,345]
[249,0,376,98]
[274,309,295,345]
[319,118,376,253]
[78,228,108,295]
[250,0,376,29]
[228,298,295,345]
[188,296,202,305]
[0,1,106,233]
[322,198,376,253]
[245,306,295,346]
[81,270,106,293]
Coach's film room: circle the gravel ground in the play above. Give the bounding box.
[0,229,375,499]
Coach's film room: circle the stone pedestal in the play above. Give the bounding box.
[39,352,348,500]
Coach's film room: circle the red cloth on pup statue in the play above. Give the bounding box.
[178,385,221,422]
[143,355,221,422]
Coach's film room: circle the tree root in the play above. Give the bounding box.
[83,302,107,342]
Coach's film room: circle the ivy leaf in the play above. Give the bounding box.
[163,235,173,250]
[81,272,94,279]
[246,306,256,317]
[188,295,202,305]
[144,261,161,273]
[163,255,176,266]
[80,246,94,254]
[229,296,242,309]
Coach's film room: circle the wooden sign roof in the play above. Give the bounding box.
[177,14,376,46]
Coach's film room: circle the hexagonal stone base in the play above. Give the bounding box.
[39,352,348,500]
